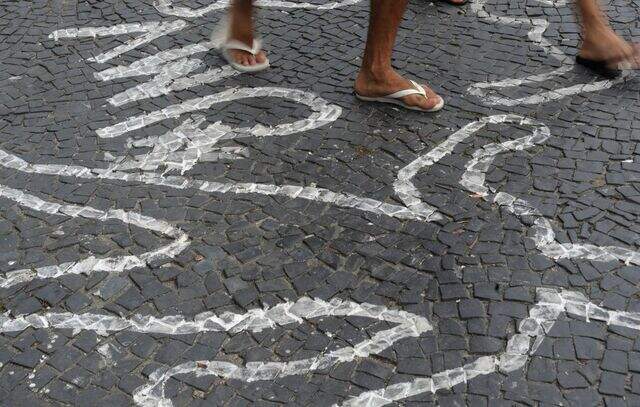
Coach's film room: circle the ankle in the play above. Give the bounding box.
[359,64,396,83]
[229,30,253,45]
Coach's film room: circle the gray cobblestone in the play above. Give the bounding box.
[2,0,640,405]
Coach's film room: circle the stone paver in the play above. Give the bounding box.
[2,0,640,405]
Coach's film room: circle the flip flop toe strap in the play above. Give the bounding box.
[384,80,428,100]
[223,39,263,56]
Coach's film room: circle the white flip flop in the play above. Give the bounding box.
[355,80,445,112]
[221,39,270,73]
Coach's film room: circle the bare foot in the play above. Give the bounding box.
[580,24,639,67]
[226,47,268,68]
[355,67,443,111]
[227,3,267,67]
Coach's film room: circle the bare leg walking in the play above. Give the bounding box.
[224,0,443,111]
[576,0,639,76]
[226,0,267,68]
[355,0,443,111]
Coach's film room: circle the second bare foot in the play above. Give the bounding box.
[580,25,639,68]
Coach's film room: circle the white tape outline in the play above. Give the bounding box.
[131,297,431,406]
[396,114,640,264]
[0,292,431,406]
[154,0,364,18]
[37,16,428,222]
[5,113,640,406]
[0,148,431,221]
[99,86,343,174]
[467,0,629,106]
[0,184,189,289]
[12,6,640,406]
[338,287,640,406]
[50,20,190,64]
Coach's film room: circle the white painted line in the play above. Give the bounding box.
[0,184,189,289]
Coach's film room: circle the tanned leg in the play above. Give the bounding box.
[355,0,443,110]
[577,0,637,64]
[227,0,267,67]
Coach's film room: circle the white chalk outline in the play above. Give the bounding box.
[0,184,189,289]
[468,0,629,106]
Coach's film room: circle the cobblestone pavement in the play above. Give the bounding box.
[2,0,640,405]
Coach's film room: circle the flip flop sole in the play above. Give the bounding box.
[221,45,270,73]
[227,60,270,73]
[355,94,445,113]
[576,55,621,79]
